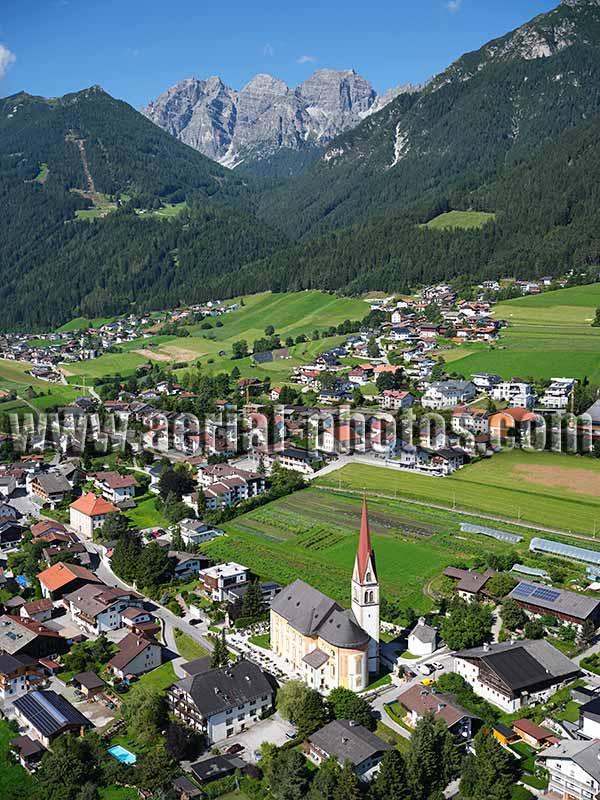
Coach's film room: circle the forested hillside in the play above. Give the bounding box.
[5,0,600,329]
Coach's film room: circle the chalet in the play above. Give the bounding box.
[452,407,490,435]
[507,581,600,630]
[454,639,580,713]
[107,633,162,680]
[10,735,46,771]
[348,366,374,386]
[93,471,137,504]
[168,551,209,579]
[396,685,479,739]
[29,473,72,508]
[64,583,144,635]
[444,567,496,602]
[168,659,276,742]
[578,696,600,739]
[0,522,25,550]
[69,493,120,538]
[37,561,102,600]
[30,520,69,541]
[272,447,322,476]
[0,653,42,700]
[20,598,53,623]
[512,718,557,748]
[489,407,539,445]
[71,671,105,698]
[307,720,391,781]
[471,373,501,393]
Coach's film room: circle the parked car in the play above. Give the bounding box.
[226,743,244,755]
[421,678,435,687]
[417,663,433,676]
[432,662,444,671]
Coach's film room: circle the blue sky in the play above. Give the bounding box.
[1,0,556,107]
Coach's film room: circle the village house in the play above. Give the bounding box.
[69,493,120,538]
[421,380,477,410]
[107,633,162,680]
[540,377,576,411]
[407,617,438,656]
[471,373,501,393]
[37,561,102,601]
[451,407,490,436]
[454,639,580,713]
[491,380,535,409]
[0,615,68,659]
[14,689,93,748]
[64,583,145,635]
[199,562,250,602]
[307,720,391,781]
[20,598,53,623]
[29,473,72,508]
[396,685,479,739]
[538,739,600,800]
[443,567,496,602]
[168,659,276,743]
[378,389,415,412]
[93,471,137,505]
[178,518,224,547]
[168,551,209,579]
[0,653,43,700]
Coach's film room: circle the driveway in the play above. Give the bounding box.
[214,713,296,761]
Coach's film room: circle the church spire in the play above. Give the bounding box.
[356,495,377,583]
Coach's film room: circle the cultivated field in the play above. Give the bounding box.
[317,451,600,536]
[200,487,541,612]
[448,283,600,382]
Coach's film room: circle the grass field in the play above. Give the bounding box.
[174,629,209,661]
[60,291,368,384]
[124,494,169,530]
[0,719,39,799]
[136,661,176,692]
[421,211,496,230]
[449,283,600,382]
[56,316,114,332]
[0,359,88,424]
[200,485,537,613]
[318,451,600,536]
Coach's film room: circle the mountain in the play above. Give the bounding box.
[0,86,282,329]
[260,0,600,238]
[142,69,415,175]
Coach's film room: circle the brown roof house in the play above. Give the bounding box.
[396,684,479,739]
[107,633,162,680]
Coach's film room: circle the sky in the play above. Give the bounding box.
[1,0,557,108]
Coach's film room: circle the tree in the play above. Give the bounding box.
[440,600,493,650]
[308,757,341,800]
[367,337,380,358]
[581,618,596,643]
[100,511,129,541]
[122,685,166,744]
[171,527,185,551]
[136,541,170,591]
[38,733,100,800]
[371,749,410,799]
[501,598,527,632]
[232,339,249,359]
[110,533,142,584]
[266,748,310,800]
[276,679,325,738]
[485,573,517,599]
[210,629,229,668]
[196,487,206,516]
[241,580,265,619]
[265,325,275,336]
[134,746,176,793]
[333,762,362,800]
[459,730,515,800]
[165,721,201,761]
[296,686,327,739]
[407,713,459,800]
[592,309,600,328]
[328,687,375,730]
[524,620,545,639]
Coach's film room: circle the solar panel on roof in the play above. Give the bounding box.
[512,584,536,598]
[531,587,560,602]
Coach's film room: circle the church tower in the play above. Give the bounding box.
[351,496,380,673]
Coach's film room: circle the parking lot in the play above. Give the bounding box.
[214,713,296,762]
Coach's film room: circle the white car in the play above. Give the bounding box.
[417,663,433,676]
[432,662,445,671]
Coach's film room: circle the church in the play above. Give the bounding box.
[270,497,380,693]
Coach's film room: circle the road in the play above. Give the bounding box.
[67,524,215,661]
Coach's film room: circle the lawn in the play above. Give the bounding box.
[248,633,271,650]
[56,316,114,333]
[124,494,170,530]
[174,629,210,661]
[200,486,530,613]
[99,788,138,800]
[0,718,39,799]
[449,282,600,382]
[136,661,177,692]
[421,210,496,230]
[317,450,600,536]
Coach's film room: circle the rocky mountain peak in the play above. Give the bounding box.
[142,68,404,170]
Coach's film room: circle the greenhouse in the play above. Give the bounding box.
[460,522,523,544]
[529,537,600,566]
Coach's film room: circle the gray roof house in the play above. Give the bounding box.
[168,659,277,743]
[508,581,600,627]
[538,740,600,800]
[307,720,392,781]
[13,689,93,747]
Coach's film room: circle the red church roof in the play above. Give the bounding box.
[356,496,377,583]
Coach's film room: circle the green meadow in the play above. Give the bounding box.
[421,210,496,230]
[448,283,600,381]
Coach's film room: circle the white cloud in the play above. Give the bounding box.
[0,44,16,79]
[297,54,317,64]
[261,43,275,57]
[446,0,463,12]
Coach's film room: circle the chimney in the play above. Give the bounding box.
[482,642,490,651]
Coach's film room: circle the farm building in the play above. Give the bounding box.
[507,581,600,629]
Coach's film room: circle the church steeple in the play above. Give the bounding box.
[351,495,380,673]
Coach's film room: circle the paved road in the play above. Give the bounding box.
[67,526,215,659]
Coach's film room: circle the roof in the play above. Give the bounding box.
[72,671,104,690]
[181,656,212,677]
[69,493,119,517]
[409,619,437,644]
[32,473,71,494]
[190,755,245,783]
[37,562,101,593]
[309,720,391,766]
[108,633,155,670]
[493,723,516,739]
[175,660,276,718]
[94,471,137,490]
[31,521,67,537]
[397,685,477,728]
[579,696,600,723]
[512,718,555,741]
[302,649,329,669]
[22,598,53,615]
[0,652,35,675]
[508,580,600,621]
[456,640,579,692]
[171,775,202,797]
[443,567,496,594]
[0,615,61,654]
[355,496,377,583]
[11,734,45,758]
[271,579,369,649]
[13,690,92,738]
